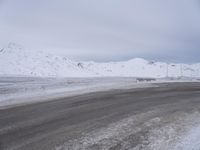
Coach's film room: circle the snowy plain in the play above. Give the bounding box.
[1,76,198,109]
[0,77,157,108]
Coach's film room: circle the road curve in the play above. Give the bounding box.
[1,82,200,150]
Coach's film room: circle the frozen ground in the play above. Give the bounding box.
[1,82,200,150]
[0,77,157,108]
[0,76,198,108]
[57,110,200,150]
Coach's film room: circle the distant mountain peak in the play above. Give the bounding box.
[127,58,148,63]
[0,42,25,55]
[7,42,24,50]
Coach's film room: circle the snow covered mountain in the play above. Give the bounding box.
[0,43,200,78]
[84,59,200,78]
[0,43,96,77]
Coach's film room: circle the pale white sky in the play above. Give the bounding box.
[0,0,200,62]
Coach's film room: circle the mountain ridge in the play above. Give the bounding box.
[0,43,199,78]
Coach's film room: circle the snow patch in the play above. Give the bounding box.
[57,110,200,150]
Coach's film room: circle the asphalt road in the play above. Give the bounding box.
[1,82,200,150]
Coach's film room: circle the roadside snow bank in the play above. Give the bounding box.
[57,109,200,150]
[143,111,200,150]
[174,121,200,150]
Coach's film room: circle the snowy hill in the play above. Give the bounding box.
[84,58,200,78]
[0,43,200,78]
[0,43,96,77]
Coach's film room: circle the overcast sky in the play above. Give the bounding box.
[0,0,200,62]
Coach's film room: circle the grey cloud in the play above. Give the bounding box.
[0,0,200,62]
